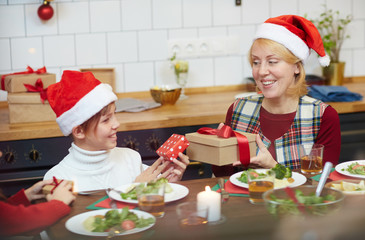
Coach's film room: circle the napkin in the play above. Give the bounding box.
[86,196,136,210]
[308,85,363,102]
[213,179,249,197]
[115,98,161,113]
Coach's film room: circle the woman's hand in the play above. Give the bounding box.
[24,179,53,202]
[233,134,277,169]
[134,158,171,183]
[46,180,75,205]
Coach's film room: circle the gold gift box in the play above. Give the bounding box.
[185,131,257,166]
[1,73,56,93]
[42,179,74,195]
[7,92,55,124]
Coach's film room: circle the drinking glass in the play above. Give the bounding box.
[248,169,275,204]
[176,201,208,229]
[300,144,324,175]
[136,183,165,218]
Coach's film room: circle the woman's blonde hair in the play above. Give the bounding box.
[248,38,308,97]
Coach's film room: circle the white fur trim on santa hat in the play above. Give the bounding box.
[318,54,330,67]
[254,23,310,62]
[56,83,117,136]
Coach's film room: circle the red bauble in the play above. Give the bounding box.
[38,2,54,21]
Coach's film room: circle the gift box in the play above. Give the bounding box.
[42,179,74,195]
[8,93,56,124]
[185,131,257,166]
[79,68,115,91]
[156,134,190,161]
[1,73,56,93]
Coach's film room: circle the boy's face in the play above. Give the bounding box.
[83,104,120,151]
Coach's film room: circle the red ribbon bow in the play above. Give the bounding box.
[50,176,64,194]
[24,78,48,103]
[1,66,47,91]
[197,125,251,166]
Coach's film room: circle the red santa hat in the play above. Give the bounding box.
[47,70,117,136]
[254,15,330,67]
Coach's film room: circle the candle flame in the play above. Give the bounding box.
[205,186,211,192]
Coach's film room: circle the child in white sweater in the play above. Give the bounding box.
[44,70,189,192]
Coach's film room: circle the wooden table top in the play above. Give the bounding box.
[45,176,365,240]
[1,82,365,142]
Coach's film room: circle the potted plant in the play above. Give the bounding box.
[309,7,352,85]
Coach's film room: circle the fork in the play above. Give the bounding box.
[218,178,229,203]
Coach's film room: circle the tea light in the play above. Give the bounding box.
[197,186,221,222]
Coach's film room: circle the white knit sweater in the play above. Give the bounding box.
[44,143,146,192]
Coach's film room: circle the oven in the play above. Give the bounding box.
[0,125,216,197]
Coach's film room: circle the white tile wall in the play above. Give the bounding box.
[0,0,364,102]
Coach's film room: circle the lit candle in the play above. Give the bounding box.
[197,186,221,222]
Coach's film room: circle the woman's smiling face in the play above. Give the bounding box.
[251,40,300,101]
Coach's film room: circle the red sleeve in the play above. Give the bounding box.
[0,197,70,237]
[316,105,341,166]
[6,189,31,206]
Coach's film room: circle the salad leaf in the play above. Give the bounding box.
[343,162,365,175]
[121,178,172,200]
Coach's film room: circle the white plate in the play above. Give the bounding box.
[108,183,189,204]
[234,92,258,99]
[229,170,307,189]
[335,160,365,179]
[65,209,155,236]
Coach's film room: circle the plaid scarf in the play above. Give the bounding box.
[231,94,328,169]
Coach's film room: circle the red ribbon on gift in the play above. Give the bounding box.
[197,125,251,166]
[24,78,48,104]
[50,176,64,194]
[1,66,47,91]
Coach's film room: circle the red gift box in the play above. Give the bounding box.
[156,134,189,161]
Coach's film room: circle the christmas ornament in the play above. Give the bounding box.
[38,0,54,21]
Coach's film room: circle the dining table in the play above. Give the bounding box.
[45,174,365,240]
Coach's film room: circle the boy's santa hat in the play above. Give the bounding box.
[254,15,330,67]
[47,70,117,136]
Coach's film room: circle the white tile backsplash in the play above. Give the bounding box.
[90,0,121,32]
[0,0,364,99]
[75,33,107,65]
[0,5,25,38]
[183,0,212,28]
[44,35,76,67]
[58,2,90,34]
[213,0,241,26]
[121,0,152,31]
[124,62,154,91]
[11,37,43,69]
[0,39,11,70]
[153,0,182,29]
[107,32,138,63]
[138,30,168,61]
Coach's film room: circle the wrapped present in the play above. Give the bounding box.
[8,92,55,124]
[185,127,257,166]
[42,177,74,195]
[1,66,55,93]
[156,134,190,161]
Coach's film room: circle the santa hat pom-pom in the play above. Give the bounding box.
[318,55,330,67]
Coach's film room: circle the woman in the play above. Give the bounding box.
[213,15,341,176]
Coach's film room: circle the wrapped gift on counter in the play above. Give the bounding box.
[8,92,56,124]
[185,129,257,166]
[156,134,190,161]
[42,178,74,195]
[1,70,55,93]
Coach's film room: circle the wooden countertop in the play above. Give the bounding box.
[1,81,365,142]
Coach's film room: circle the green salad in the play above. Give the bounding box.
[266,189,337,217]
[237,164,292,183]
[120,178,173,200]
[342,162,365,175]
[83,207,155,232]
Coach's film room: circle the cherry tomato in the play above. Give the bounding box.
[121,220,135,230]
